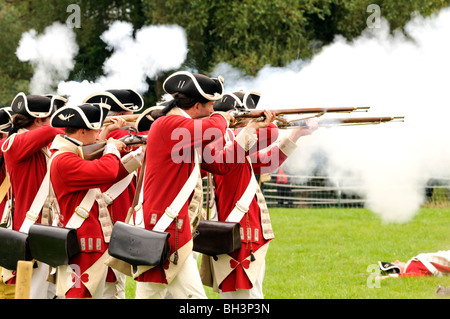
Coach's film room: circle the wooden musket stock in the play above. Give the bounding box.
[81,131,147,161]
[103,114,140,126]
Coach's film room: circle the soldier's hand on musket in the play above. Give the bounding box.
[214,111,236,127]
[98,117,127,141]
[289,119,319,142]
[106,137,127,152]
[104,116,127,133]
[247,110,276,129]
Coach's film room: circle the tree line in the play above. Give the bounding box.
[1,0,449,107]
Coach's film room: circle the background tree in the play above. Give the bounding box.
[0,0,146,105]
[1,0,450,106]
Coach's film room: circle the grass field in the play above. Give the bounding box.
[125,207,450,299]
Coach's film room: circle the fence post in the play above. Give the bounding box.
[15,261,33,299]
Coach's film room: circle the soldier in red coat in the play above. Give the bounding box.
[83,89,144,298]
[378,250,450,279]
[205,91,318,298]
[84,89,144,225]
[1,93,65,298]
[135,71,235,299]
[49,102,143,298]
[0,107,13,225]
[0,107,14,299]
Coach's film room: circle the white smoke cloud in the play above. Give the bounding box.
[15,22,78,94]
[16,10,450,223]
[57,21,188,106]
[212,8,450,223]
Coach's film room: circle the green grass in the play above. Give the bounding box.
[125,208,450,299]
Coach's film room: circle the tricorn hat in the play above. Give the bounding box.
[163,71,224,103]
[378,261,401,275]
[45,94,68,110]
[213,90,261,112]
[11,92,66,118]
[50,103,110,130]
[83,89,144,112]
[135,104,167,132]
[0,108,13,133]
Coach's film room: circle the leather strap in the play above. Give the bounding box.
[125,153,146,226]
[226,158,258,223]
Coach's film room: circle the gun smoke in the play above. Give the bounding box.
[16,9,450,223]
[213,8,450,223]
[17,20,188,106]
[58,21,188,106]
[15,22,79,95]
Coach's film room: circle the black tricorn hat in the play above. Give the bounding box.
[135,104,167,132]
[45,94,68,110]
[163,71,224,103]
[378,261,401,275]
[83,89,144,112]
[213,90,261,112]
[11,92,66,118]
[0,107,13,133]
[50,103,110,130]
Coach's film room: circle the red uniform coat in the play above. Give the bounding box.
[50,138,131,298]
[201,123,279,175]
[2,125,63,231]
[137,110,228,284]
[398,251,450,277]
[0,138,8,217]
[211,128,293,292]
[398,260,449,277]
[105,129,137,224]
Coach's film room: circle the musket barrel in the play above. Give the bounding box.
[286,115,404,128]
[232,106,370,118]
[319,116,395,125]
[81,130,147,160]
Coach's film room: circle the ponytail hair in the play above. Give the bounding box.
[11,113,35,134]
[162,93,198,115]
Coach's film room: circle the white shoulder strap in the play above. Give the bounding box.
[226,157,258,223]
[65,188,98,229]
[102,173,135,205]
[0,174,10,204]
[46,147,96,230]
[20,168,51,233]
[154,149,200,232]
[18,147,54,233]
[415,254,442,277]
[47,148,111,231]
[0,174,12,227]
[65,189,114,243]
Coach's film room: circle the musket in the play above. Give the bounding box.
[103,114,141,126]
[282,116,405,129]
[229,106,370,128]
[81,127,147,161]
